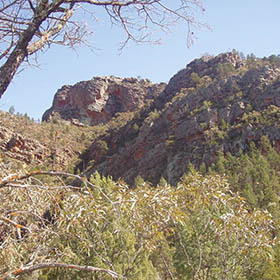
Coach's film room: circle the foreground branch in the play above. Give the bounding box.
[27,8,74,55]
[0,170,81,188]
[2,262,123,279]
[0,216,31,233]
[0,170,115,204]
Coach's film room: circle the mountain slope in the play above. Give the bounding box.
[76,52,280,185]
[0,110,101,171]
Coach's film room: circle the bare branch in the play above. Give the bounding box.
[27,0,36,13]
[0,0,206,98]
[0,215,32,233]
[27,8,74,54]
[3,262,124,279]
[0,171,74,188]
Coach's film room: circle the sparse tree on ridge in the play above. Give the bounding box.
[0,0,206,99]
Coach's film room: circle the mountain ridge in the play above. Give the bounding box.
[73,51,280,185]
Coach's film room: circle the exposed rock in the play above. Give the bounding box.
[155,52,243,109]
[76,52,280,185]
[42,76,166,125]
[71,119,85,127]
[0,119,76,168]
[0,126,49,164]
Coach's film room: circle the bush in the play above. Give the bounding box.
[1,171,277,279]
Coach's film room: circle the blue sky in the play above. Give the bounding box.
[1,0,280,120]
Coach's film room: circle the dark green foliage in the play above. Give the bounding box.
[209,136,280,220]
[263,54,280,67]
[132,123,139,133]
[96,140,108,152]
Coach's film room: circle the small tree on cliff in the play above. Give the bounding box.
[0,0,206,99]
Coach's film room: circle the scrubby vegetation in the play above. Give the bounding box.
[3,52,280,279]
[1,168,279,279]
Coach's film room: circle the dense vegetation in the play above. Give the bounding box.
[1,168,279,279]
[1,128,280,279]
[2,52,280,279]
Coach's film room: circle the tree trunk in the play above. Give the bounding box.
[0,16,46,99]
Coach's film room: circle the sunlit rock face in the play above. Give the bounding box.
[42,76,166,125]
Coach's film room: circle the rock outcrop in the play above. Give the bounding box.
[0,111,81,169]
[0,125,49,164]
[42,76,166,125]
[76,52,280,185]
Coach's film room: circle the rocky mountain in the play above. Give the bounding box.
[42,76,166,125]
[74,52,280,185]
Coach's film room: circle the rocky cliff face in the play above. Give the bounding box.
[76,52,280,185]
[42,76,166,125]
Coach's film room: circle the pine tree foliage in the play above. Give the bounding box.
[209,136,280,219]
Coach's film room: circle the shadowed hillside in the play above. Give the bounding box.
[77,52,280,186]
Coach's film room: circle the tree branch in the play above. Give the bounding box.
[3,262,123,279]
[0,215,31,233]
[0,170,83,188]
[27,8,74,55]
[0,0,206,98]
